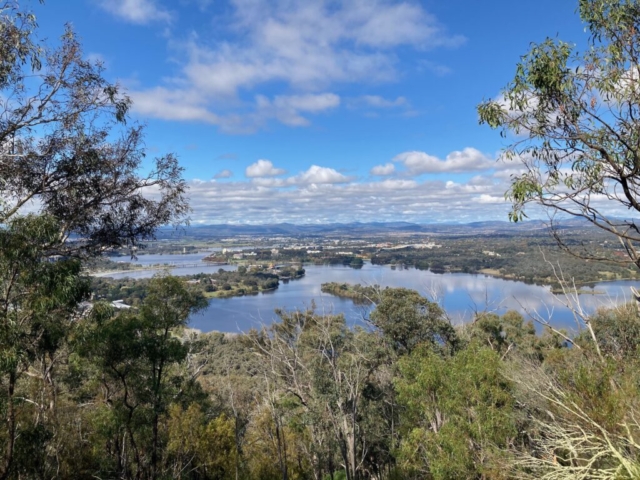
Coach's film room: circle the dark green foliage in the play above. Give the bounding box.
[75,276,206,479]
[0,215,90,479]
[369,288,458,355]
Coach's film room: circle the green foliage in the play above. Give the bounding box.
[370,288,458,355]
[395,345,517,479]
[320,282,379,304]
[587,303,640,360]
[74,276,206,479]
[0,215,91,478]
[478,0,640,268]
[466,310,566,360]
[167,404,238,479]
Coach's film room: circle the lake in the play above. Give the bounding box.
[98,256,640,334]
[98,252,238,279]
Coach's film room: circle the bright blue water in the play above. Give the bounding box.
[99,259,639,334]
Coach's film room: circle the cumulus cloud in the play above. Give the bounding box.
[129,0,464,131]
[370,163,395,176]
[245,159,286,178]
[180,173,512,224]
[131,87,221,123]
[292,165,351,185]
[477,194,506,204]
[136,145,630,224]
[393,148,495,174]
[248,165,352,187]
[214,169,233,179]
[99,0,171,24]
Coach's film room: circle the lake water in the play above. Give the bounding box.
[99,257,639,334]
[114,252,218,265]
[98,252,238,279]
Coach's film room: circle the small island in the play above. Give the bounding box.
[202,264,305,298]
[320,282,381,305]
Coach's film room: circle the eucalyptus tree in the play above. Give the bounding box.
[78,276,206,480]
[0,215,89,479]
[478,0,640,269]
[395,345,517,480]
[0,1,188,253]
[253,309,392,480]
[369,288,458,356]
[0,2,190,477]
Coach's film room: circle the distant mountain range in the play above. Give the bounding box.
[157,218,595,238]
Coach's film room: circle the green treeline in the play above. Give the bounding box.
[3,270,640,479]
[371,239,640,287]
[320,282,379,304]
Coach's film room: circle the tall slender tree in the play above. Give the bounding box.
[478,0,640,269]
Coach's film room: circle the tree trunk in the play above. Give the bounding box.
[0,371,16,480]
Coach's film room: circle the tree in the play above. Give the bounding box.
[79,276,206,479]
[0,215,89,479]
[369,288,458,356]
[478,0,640,269]
[395,345,517,480]
[0,1,188,256]
[0,2,192,476]
[507,349,640,479]
[252,310,392,480]
[166,405,238,479]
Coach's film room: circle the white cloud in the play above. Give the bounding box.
[292,165,351,185]
[131,87,221,123]
[370,163,395,176]
[245,159,286,178]
[393,148,494,174]
[477,194,506,204]
[250,164,353,187]
[180,173,512,224]
[99,0,171,24]
[137,145,640,224]
[255,93,341,127]
[130,90,340,133]
[214,169,233,179]
[129,0,464,130]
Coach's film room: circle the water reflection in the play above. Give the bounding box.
[185,263,639,334]
[98,252,238,279]
[96,259,638,333]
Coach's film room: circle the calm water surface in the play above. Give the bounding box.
[100,252,238,279]
[187,264,638,333]
[100,259,638,333]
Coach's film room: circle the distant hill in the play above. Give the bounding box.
[156,219,598,239]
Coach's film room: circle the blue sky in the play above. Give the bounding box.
[35,0,587,224]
